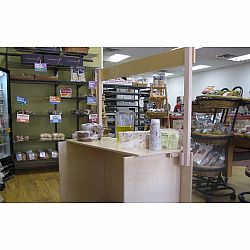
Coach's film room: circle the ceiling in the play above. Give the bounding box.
[103,47,250,78]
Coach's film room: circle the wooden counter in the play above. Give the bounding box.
[59,138,188,202]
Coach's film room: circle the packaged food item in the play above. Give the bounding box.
[160,129,180,150]
[52,133,65,141]
[202,86,215,95]
[40,133,52,141]
[193,144,213,167]
[16,152,23,161]
[75,131,92,141]
[48,149,58,159]
[26,150,36,161]
[118,131,150,149]
[37,150,47,159]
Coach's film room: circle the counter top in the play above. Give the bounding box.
[65,138,182,157]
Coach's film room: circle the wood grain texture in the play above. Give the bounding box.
[59,141,182,202]
[124,155,181,202]
[101,48,186,81]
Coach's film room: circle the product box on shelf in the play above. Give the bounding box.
[35,47,61,52]
[43,54,63,66]
[21,54,43,64]
[62,56,83,67]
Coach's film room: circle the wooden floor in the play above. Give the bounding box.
[0,171,60,202]
[0,166,249,203]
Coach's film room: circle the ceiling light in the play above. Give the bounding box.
[108,53,131,62]
[228,54,250,62]
[153,74,159,77]
[192,65,211,71]
[164,73,174,77]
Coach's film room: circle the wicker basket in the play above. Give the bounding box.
[193,165,225,177]
[11,74,35,81]
[192,102,222,113]
[146,111,169,118]
[192,133,231,145]
[35,75,58,81]
[63,47,89,54]
[195,95,241,109]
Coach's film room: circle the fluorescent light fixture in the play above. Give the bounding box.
[153,74,159,77]
[192,65,211,71]
[172,47,202,50]
[228,54,250,62]
[164,73,174,77]
[108,53,131,62]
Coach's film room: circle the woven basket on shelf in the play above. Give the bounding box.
[195,95,241,109]
[192,102,222,113]
[63,47,89,54]
[192,133,231,145]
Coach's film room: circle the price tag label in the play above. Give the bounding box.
[50,114,62,123]
[16,114,30,123]
[34,63,47,72]
[89,114,98,122]
[49,96,61,104]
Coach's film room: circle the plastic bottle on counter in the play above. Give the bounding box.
[149,119,161,151]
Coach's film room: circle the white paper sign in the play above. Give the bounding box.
[16,114,30,123]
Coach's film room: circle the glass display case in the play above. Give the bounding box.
[0,68,14,190]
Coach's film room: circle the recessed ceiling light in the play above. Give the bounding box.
[164,73,174,77]
[108,53,131,62]
[228,53,250,62]
[192,65,211,71]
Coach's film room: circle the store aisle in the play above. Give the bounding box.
[1,171,60,202]
[1,166,248,203]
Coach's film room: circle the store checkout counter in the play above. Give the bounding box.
[58,138,183,202]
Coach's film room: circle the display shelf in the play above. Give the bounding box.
[15,158,59,171]
[10,79,88,86]
[6,62,95,70]
[104,91,149,96]
[103,84,149,90]
[2,47,100,172]
[13,139,68,144]
[104,98,139,102]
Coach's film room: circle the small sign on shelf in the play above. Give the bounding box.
[60,88,72,98]
[87,96,96,105]
[16,114,30,123]
[49,96,61,105]
[89,114,98,122]
[34,63,47,72]
[49,114,62,123]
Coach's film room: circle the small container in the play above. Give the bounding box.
[149,119,161,151]
[115,111,134,142]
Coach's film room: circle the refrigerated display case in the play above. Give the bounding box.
[0,67,14,191]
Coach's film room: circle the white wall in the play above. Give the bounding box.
[167,62,250,110]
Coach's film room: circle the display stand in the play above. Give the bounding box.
[192,87,243,200]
